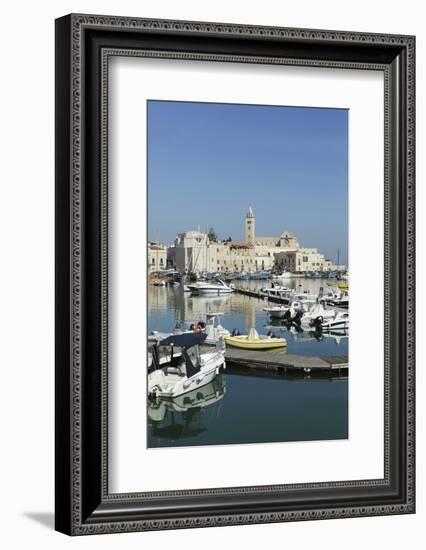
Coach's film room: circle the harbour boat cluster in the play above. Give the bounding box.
[148,278,349,403]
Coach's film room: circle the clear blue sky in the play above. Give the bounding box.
[148,100,348,264]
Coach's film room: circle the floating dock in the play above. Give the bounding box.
[233,286,290,303]
[224,347,348,375]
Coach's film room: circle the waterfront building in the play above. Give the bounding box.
[174,208,330,274]
[148,240,167,272]
[174,231,210,274]
[275,248,332,273]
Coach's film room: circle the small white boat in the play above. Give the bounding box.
[259,285,295,301]
[314,310,349,331]
[264,298,316,319]
[263,305,291,319]
[148,332,225,399]
[172,313,231,345]
[299,303,338,328]
[331,292,349,309]
[187,278,234,295]
[272,270,293,279]
[204,313,231,344]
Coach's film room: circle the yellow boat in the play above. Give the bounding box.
[327,282,349,291]
[224,328,287,350]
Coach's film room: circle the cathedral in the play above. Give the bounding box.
[244,207,300,250]
[174,207,322,274]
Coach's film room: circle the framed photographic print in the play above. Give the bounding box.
[55,14,415,535]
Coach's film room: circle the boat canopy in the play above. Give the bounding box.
[159,332,207,349]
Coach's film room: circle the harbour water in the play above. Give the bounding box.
[147,278,348,448]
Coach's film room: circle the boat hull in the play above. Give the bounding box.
[224,336,286,350]
[192,288,233,294]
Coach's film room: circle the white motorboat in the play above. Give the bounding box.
[148,332,225,399]
[263,305,291,318]
[264,297,316,319]
[204,313,231,344]
[331,291,349,309]
[259,285,295,301]
[311,310,349,331]
[171,313,231,345]
[187,278,234,295]
[272,270,293,279]
[292,291,318,303]
[299,303,338,328]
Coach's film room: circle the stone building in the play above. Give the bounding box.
[275,248,332,273]
[148,241,167,272]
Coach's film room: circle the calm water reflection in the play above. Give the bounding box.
[147,279,348,448]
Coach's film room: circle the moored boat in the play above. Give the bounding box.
[224,327,286,350]
[272,270,293,279]
[148,332,225,399]
[187,278,234,295]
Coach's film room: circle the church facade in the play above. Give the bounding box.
[173,207,330,274]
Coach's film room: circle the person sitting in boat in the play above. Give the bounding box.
[193,324,203,334]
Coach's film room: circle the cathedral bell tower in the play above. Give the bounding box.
[245,207,255,244]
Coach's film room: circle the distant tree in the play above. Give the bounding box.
[227,236,232,242]
[207,227,218,242]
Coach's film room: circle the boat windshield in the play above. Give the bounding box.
[183,346,202,378]
[186,345,201,367]
[157,345,173,363]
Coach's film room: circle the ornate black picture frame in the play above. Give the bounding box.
[55,14,415,535]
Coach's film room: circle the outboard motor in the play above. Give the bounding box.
[309,315,324,329]
[292,310,303,327]
[283,309,292,321]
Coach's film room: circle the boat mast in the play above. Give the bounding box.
[156,228,159,272]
